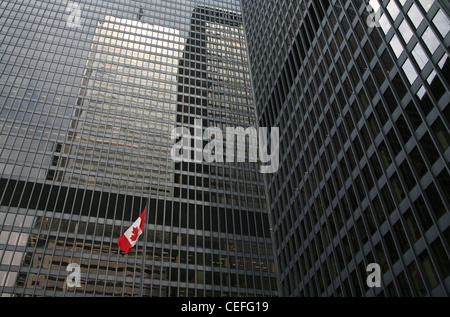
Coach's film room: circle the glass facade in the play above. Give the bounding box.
[0,0,277,296]
[241,0,449,296]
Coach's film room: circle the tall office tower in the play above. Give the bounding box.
[0,0,277,297]
[241,0,449,296]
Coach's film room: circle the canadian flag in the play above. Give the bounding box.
[118,208,146,254]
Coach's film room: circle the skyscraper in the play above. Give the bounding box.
[0,0,277,297]
[241,0,449,296]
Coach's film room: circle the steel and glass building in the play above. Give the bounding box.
[0,0,277,297]
[241,0,449,296]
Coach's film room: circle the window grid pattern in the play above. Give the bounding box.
[242,0,449,296]
[0,0,277,297]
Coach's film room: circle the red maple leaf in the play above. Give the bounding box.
[130,226,139,242]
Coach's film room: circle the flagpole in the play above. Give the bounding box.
[140,198,148,296]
